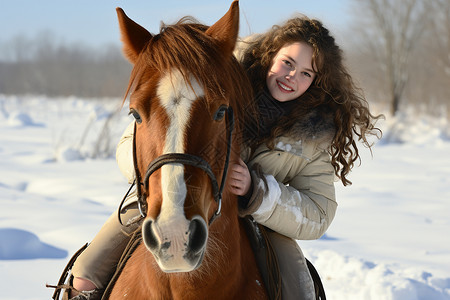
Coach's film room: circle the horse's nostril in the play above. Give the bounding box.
[188,218,207,254]
[142,219,159,252]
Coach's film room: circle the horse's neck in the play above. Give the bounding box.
[203,197,252,276]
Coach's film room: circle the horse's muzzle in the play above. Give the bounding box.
[142,215,208,273]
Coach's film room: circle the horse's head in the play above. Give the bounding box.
[116,1,252,273]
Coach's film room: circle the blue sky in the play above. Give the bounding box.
[1,0,351,47]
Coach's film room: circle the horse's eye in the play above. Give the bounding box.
[129,109,142,124]
[213,105,228,121]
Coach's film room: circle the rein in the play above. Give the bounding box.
[119,106,234,226]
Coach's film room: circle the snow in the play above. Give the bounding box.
[0,228,67,260]
[276,141,293,152]
[1,94,449,299]
[252,174,282,221]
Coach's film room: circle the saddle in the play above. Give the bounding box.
[241,216,326,300]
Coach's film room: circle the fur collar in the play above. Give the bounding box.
[288,102,336,147]
[256,88,336,147]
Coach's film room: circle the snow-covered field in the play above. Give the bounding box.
[1,94,449,300]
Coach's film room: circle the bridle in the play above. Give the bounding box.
[119,106,234,226]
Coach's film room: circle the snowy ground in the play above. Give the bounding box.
[0,95,449,300]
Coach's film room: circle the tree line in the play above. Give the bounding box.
[0,31,131,98]
[1,0,449,117]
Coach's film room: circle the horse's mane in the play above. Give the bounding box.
[126,17,255,143]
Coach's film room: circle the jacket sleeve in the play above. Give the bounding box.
[239,149,337,240]
[116,121,135,184]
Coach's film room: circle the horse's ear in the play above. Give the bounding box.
[205,0,239,56]
[116,7,153,64]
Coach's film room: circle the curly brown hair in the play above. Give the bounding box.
[240,16,383,186]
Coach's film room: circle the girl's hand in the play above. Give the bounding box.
[229,158,251,196]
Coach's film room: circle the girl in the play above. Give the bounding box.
[228,16,382,299]
[68,15,381,300]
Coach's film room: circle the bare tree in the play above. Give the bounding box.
[428,0,450,104]
[429,0,450,73]
[351,0,429,116]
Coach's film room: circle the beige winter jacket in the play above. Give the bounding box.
[116,121,136,185]
[241,136,337,241]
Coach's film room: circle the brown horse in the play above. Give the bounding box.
[110,1,268,299]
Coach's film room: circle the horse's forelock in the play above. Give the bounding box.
[145,22,250,104]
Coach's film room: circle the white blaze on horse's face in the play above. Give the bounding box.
[143,69,207,272]
[157,69,204,218]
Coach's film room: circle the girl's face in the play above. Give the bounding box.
[266,42,316,102]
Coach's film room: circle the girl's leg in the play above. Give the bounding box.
[71,200,141,292]
[267,230,315,300]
